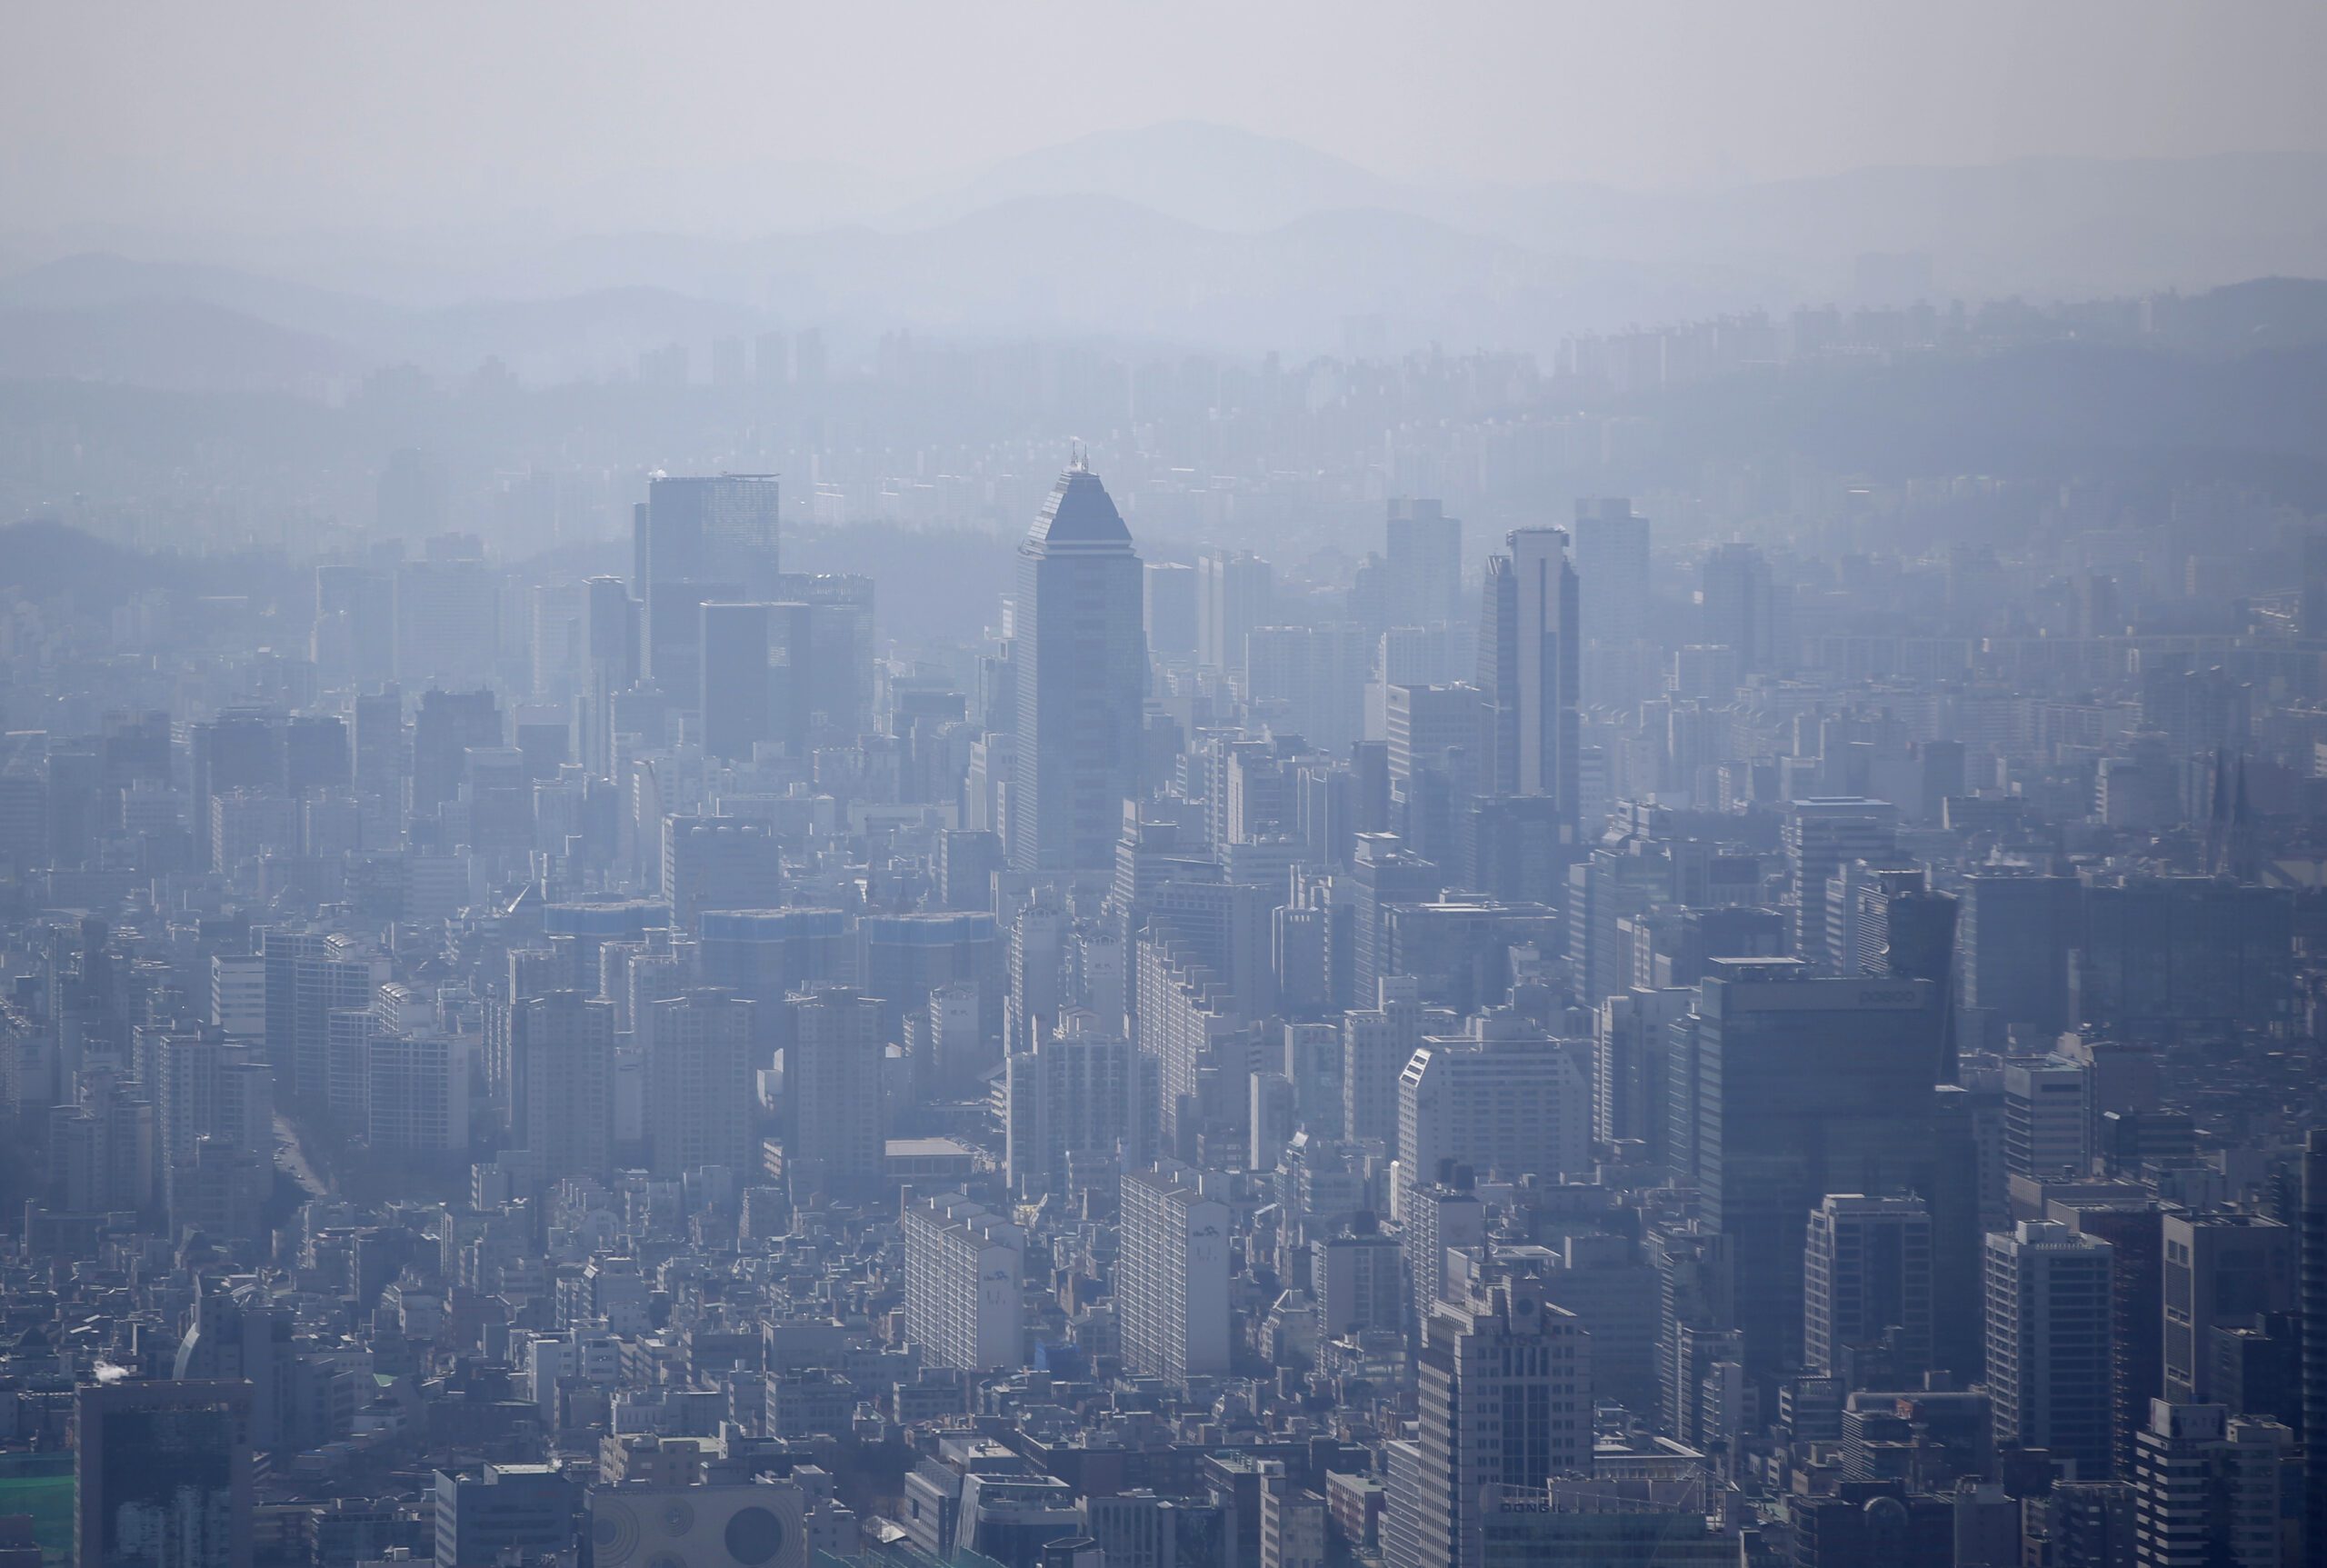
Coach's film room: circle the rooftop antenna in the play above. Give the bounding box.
[1069,439,1086,473]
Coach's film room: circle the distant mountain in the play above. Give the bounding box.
[0,296,361,389]
[0,255,770,385]
[0,252,399,343]
[1,128,2322,378]
[1471,152,2327,301]
[874,120,1410,233]
[2154,276,2327,351]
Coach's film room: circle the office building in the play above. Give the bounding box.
[698,599,814,762]
[2305,1128,2327,1551]
[431,1464,578,1568]
[410,687,502,817]
[1396,1014,1591,1200]
[643,989,755,1177]
[662,815,784,932]
[1257,1463,1328,1568]
[1350,834,1443,1008]
[1956,868,2080,1052]
[634,473,782,704]
[75,1379,255,1568]
[1593,986,1694,1165]
[1384,499,1463,629]
[2003,1056,2092,1180]
[1144,561,1198,660]
[1782,798,1897,960]
[1571,497,1651,707]
[1803,1193,1933,1384]
[365,1033,465,1154]
[1315,1221,1405,1339]
[1196,547,1273,674]
[2132,1401,2290,1568]
[2160,1212,2295,1406]
[1010,461,1147,874]
[785,987,885,1201]
[258,928,380,1110]
[1677,960,1942,1387]
[1699,542,1778,673]
[1475,526,1579,826]
[1986,1221,2117,1479]
[394,556,501,690]
[860,911,1004,1048]
[1384,1274,1593,1568]
[1004,1024,1144,1200]
[1342,976,1455,1159]
[515,991,614,1183]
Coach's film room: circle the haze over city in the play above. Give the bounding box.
[1,5,2325,1568]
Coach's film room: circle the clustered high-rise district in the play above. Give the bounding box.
[5,386,2327,1568]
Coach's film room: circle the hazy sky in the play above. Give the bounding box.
[6,0,2323,234]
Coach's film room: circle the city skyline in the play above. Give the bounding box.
[2,10,2323,1566]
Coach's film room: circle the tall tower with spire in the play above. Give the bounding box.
[1009,457,1146,874]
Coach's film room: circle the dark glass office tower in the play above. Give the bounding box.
[1475,526,1578,832]
[75,1379,255,1568]
[634,473,781,708]
[1673,958,1943,1391]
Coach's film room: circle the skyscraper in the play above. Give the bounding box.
[634,473,781,707]
[1384,1273,1593,1568]
[1781,797,1898,961]
[1570,497,1649,708]
[578,575,635,777]
[1195,547,1272,674]
[514,991,614,1184]
[785,986,885,1201]
[1700,541,1778,673]
[1803,1193,1934,1384]
[1676,960,1942,1387]
[75,1379,255,1568]
[698,599,814,763]
[2132,1401,2291,1568]
[1010,460,1146,874]
[1475,526,1578,829]
[642,988,755,1177]
[1384,499,1463,629]
[1396,1013,1591,1201]
[1143,561,1198,661]
[1986,1220,2117,1479]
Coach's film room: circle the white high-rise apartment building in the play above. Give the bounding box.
[1119,1161,1231,1383]
[903,1192,1025,1372]
[366,1034,466,1154]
